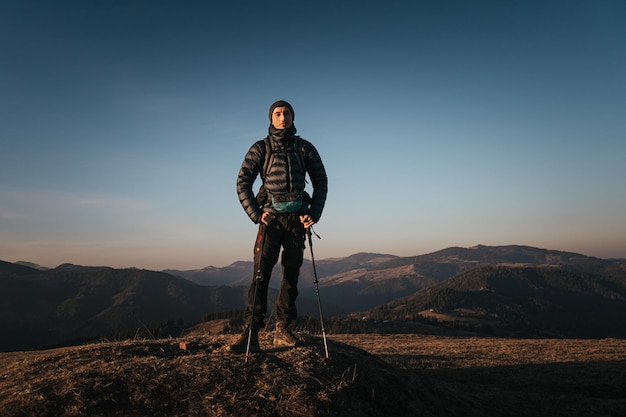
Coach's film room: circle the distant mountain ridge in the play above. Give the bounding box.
[2,245,625,351]
[305,245,623,312]
[371,244,617,270]
[164,252,398,288]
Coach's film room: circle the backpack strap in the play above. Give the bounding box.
[262,136,272,181]
[297,136,307,174]
[295,136,309,185]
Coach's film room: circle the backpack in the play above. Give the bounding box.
[257,136,311,210]
[261,136,306,181]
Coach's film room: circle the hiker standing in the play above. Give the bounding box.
[231,100,328,353]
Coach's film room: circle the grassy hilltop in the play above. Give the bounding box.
[1,334,625,417]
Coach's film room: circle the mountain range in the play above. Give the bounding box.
[2,245,625,351]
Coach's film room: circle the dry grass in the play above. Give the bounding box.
[1,334,625,417]
[331,334,626,416]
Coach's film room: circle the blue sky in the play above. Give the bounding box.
[1,0,625,269]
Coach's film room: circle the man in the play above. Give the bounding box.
[230,100,328,353]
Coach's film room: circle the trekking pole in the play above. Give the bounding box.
[246,224,266,363]
[307,227,329,359]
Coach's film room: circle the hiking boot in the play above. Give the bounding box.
[273,323,298,347]
[228,327,260,354]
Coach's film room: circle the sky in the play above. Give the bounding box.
[1,0,625,270]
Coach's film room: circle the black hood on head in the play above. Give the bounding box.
[268,100,295,122]
[268,100,297,139]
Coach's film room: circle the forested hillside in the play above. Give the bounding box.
[368,265,626,337]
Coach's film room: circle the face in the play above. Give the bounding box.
[271,106,293,129]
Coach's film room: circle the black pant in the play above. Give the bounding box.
[245,214,305,329]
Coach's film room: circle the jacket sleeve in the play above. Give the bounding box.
[236,141,265,223]
[304,141,328,223]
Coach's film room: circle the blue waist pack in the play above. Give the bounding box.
[270,191,303,213]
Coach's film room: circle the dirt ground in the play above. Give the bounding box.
[1,333,625,417]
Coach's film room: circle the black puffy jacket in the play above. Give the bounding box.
[237,133,327,224]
